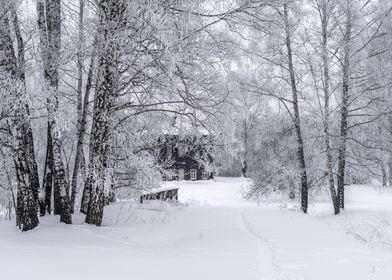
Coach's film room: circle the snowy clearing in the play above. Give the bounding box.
[1,177,392,280]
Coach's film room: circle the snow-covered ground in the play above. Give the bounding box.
[1,178,392,280]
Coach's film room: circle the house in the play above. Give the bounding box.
[156,134,214,181]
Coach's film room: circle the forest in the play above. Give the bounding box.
[1,1,392,278]
[0,0,391,229]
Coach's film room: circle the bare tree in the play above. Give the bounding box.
[84,0,126,226]
[0,2,39,231]
[70,0,97,214]
[337,0,352,209]
[317,0,340,214]
[283,3,309,213]
[37,0,72,224]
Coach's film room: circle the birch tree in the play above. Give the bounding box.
[335,0,392,206]
[309,0,340,214]
[0,1,39,231]
[337,0,352,209]
[282,3,309,213]
[37,0,72,224]
[70,0,97,214]
[84,0,126,225]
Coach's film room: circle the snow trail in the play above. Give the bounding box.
[1,177,392,280]
[240,210,286,280]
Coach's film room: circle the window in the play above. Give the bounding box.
[190,169,197,181]
[178,144,185,157]
[178,169,185,180]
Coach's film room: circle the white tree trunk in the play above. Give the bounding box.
[283,3,309,213]
[337,0,352,209]
[320,0,339,215]
[37,0,71,223]
[85,0,126,226]
[0,5,39,231]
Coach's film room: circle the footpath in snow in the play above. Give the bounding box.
[1,177,392,280]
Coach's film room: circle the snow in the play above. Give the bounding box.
[1,178,392,279]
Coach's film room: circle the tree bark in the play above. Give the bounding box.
[70,0,86,213]
[337,0,352,209]
[241,119,248,177]
[79,39,98,214]
[381,161,387,187]
[80,76,98,214]
[388,154,392,187]
[283,3,309,213]
[241,160,248,177]
[11,4,41,204]
[0,5,39,231]
[320,0,339,215]
[37,0,71,223]
[37,0,54,215]
[42,125,54,215]
[85,0,126,225]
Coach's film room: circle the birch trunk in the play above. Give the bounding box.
[37,0,54,215]
[320,0,339,215]
[389,154,392,187]
[70,0,86,213]
[337,0,352,209]
[382,162,387,187]
[42,125,54,214]
[283,4,309,213]
[37,0,71,223]
[85,0,126,225]
[0,5,39,231]
[388,158,392,187]
[241,119,248,177]
[78,52,97,214]
[80,71,99,214]
[10,5,41,203]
